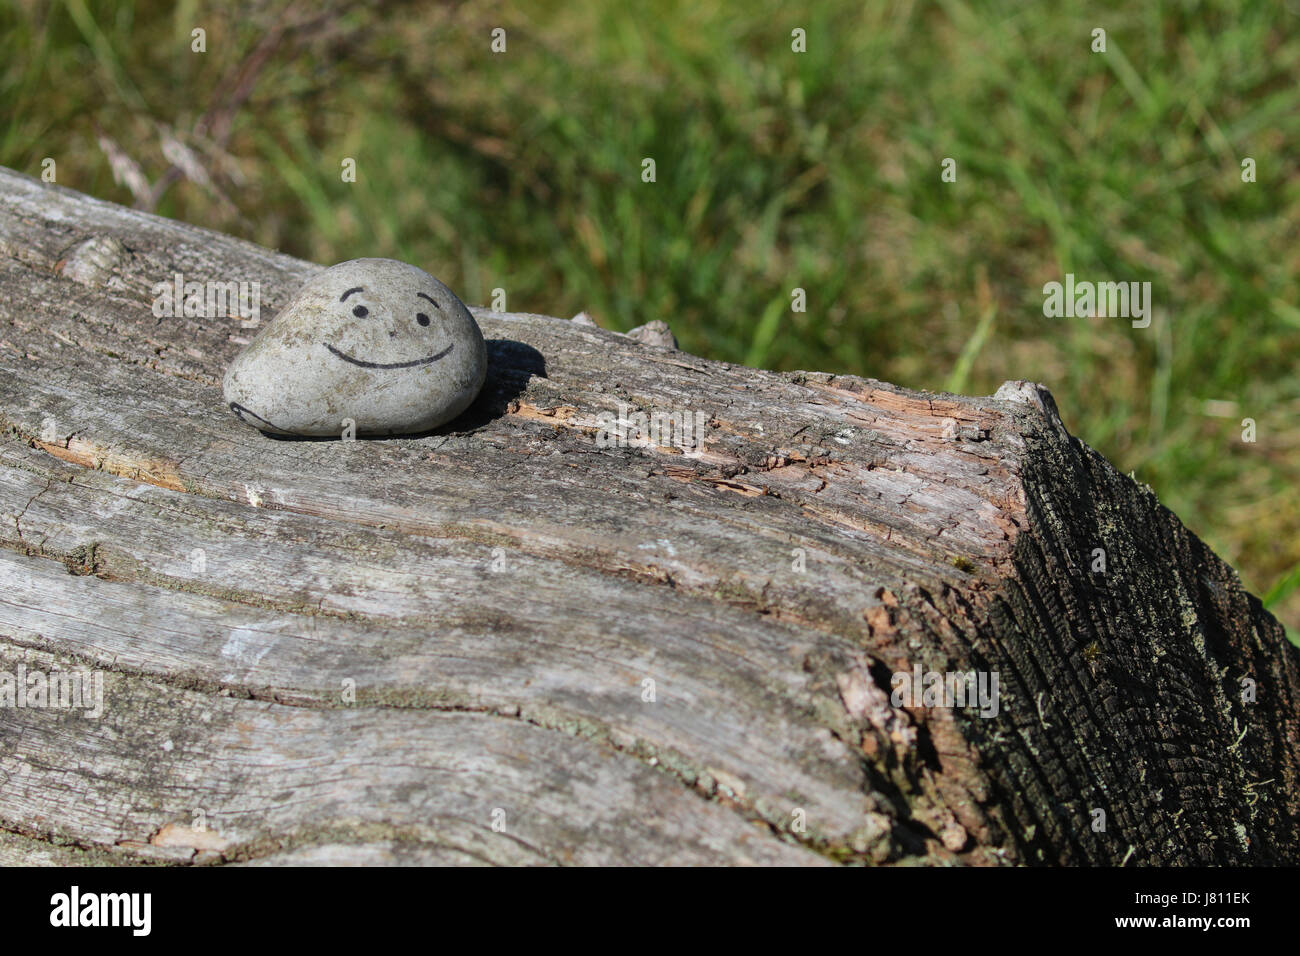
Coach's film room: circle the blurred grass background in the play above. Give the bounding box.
[2,0,1297,638]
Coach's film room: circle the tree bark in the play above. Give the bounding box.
[0,167,1296,865]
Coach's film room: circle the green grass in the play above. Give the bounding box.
[3,0,1297,640]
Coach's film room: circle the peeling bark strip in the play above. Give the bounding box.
[0,167,1296,866]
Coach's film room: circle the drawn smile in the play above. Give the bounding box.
[324,343,454,369]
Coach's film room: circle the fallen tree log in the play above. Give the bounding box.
[0,166,1296,866]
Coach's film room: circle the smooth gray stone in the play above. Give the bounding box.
[223,259,487,437]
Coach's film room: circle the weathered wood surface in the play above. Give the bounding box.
[0,166,1296,865]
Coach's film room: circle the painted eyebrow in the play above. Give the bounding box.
[417,292,441,309]
[340,287,365,302]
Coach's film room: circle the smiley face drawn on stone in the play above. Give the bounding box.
[324,285,455,369]
[222,258,488,437]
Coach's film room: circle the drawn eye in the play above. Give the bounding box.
[352,305,368,318]
[416,313,430,326]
